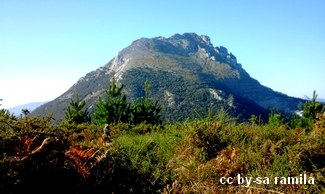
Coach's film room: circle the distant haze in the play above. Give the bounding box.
[8,102,47,116]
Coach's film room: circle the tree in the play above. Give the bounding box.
[93,78,131,125]
[65,96,90,124]
[21,109,30,117]
[303,90,324,120]
[0,99,14,120]
[267,109,284,128]
[132,81,161,124]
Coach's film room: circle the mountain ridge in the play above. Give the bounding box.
[32,33,305,122]
[9,101,47,116]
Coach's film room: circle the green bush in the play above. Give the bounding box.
[303,90,324,120]
[92,79,162,125]
[93,78,131,125]
[65,96,91,124]
[132,81,162,125]
[267,111,284,128]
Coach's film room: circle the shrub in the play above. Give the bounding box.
[132,81,162,125]
[93,79,162,125]
[267,111,284,128]
[191,120,228,161]
[303,90,324,120]
[93,78,131,125]
[65,96,91,124]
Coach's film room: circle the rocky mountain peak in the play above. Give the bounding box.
[168,32,213,47]
[107,33,242,81]
[32,32,305,123]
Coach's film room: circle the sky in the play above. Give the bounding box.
[0,0,324,109]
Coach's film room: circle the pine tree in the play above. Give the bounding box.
[21,109,30,117]
[303,90,324,120]
[65,96,90,124]
[132,81,161,124]
[93,78,131,125]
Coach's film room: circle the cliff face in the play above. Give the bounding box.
[32,33,304,122]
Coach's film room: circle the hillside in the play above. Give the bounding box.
[32,33,305,122]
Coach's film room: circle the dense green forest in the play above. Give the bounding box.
[0,83,324,193]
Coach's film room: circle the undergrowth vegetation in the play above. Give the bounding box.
[1,109,324,193]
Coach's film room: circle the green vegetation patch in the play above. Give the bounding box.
[1,91,324,193]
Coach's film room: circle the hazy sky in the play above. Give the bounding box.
[1,0,324,109]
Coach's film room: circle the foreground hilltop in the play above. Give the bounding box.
[32,33,304,122]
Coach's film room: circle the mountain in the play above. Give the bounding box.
[303,95,325,104]
[9,101,47,116]
[32,33,305,122]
